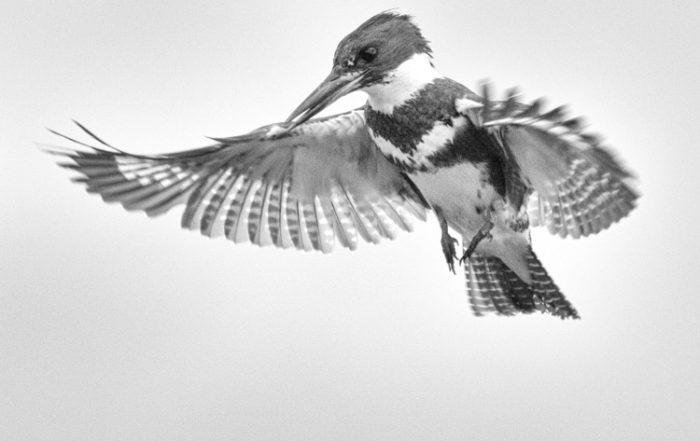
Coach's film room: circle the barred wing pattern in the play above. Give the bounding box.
[48,111,428,253]
[458,86,638,239]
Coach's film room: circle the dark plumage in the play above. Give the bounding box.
[334,12,432,87]
[364,79,469,156]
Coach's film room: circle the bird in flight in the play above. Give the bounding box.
[46,12,637,319]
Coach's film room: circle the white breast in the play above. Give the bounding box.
[409,162,496,236]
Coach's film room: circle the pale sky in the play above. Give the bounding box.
[2,1,699,440]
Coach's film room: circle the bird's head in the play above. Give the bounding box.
[286,12,432,127]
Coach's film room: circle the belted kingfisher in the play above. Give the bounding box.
[46,12,637,319]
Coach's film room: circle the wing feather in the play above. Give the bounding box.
[231,176,259,244]
[458,85,638,238]
[199,167,235,236]
[277,173,297,248]
[329,184,360,249]
[48,111,429,252]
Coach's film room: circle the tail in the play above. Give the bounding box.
[464,249,579,319]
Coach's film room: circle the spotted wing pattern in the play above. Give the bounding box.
[457,85,638,239]
[47,111,428,253]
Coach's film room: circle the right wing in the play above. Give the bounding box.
[46,110,429,253]
[457,86,638,238]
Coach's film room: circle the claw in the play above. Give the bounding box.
[441,235,459,274]
[459,220,494,265]
[436,207,459,274]
[531,290,557,315]
[531,290,544,309]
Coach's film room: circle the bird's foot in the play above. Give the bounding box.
[506,215,529,233]
[434,206,459,274]
[459,220,494,266]
[531,291,547,312]
[440,231,460,274]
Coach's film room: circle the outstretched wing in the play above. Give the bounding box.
[457,86,638,238]
[46,110,429,253]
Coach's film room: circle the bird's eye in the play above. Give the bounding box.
[358,46,378,63]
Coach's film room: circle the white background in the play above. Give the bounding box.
[2,1,699,440]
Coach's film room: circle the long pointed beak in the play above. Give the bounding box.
[285,69,365,128]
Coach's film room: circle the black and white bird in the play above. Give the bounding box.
[46,12,637,319]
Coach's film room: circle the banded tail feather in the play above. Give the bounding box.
[465,249,579,319]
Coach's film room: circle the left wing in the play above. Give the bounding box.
[45,111,429,253]
[457,86,638,238]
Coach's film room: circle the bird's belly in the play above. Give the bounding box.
[409,162,497,236]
